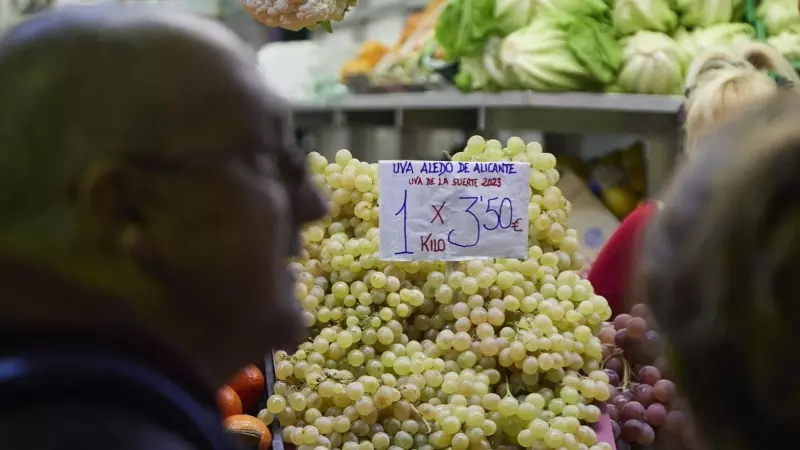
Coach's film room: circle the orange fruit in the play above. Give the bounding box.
[216,385,243,419]
[259,428,272,450]
[223,414,271,449]
[228,365,265,410]
[223,414,268,435]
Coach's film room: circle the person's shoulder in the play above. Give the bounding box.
[601,201,659,251]
[625,200,661,224]
[0,398,198,450]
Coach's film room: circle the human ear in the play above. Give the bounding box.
[73,159,151,256]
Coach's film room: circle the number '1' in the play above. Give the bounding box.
[394,189,413,255]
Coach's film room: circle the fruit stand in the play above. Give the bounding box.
[244,136,692,450]
[221,1,800,449]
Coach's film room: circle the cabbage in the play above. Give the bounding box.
[617,31,689,94]
[455,58,493,91]
[499,13,622,91]
[531,0,609,18]
[612,0,678,35]
[495,0,535,35]
[674,0,744,28]
[454,38,515,91]
[767,32,800,61]
[674,23,755,57]
[481,37,515,87]
[436,0,538,61]
[435,0,498,60]
[756,0,800,36]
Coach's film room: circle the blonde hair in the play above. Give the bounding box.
[683,42,800,153]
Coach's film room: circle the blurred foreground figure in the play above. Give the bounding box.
[642,93,800,449]
[588,42,799,315]
[0,6,325,449]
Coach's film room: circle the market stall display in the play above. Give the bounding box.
[360,0,450,90]
[264,136,623,450]
[429,0,763,94]
[340,41,391,82]
[330,0,783,94]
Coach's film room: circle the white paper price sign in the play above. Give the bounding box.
[379,160,530,261]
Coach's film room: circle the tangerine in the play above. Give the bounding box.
[259,428,272,450]
[223,414,268,435]
[228,365,265,410]
[216,384,243,418]
[223,414,272,449]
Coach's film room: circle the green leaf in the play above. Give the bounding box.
[567,17,622,85]
[320,21,333,33]
[435,0,499,61]
[532,0,609,19]
[454,70,475,92]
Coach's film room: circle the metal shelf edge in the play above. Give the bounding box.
[291,91,682,114]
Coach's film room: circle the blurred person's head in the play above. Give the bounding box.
[642,94,800,449]
[0,6,326,384]
[682,41,799,154]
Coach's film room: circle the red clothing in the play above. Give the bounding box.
[588,201,659,316]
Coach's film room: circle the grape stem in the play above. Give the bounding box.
[601,347,632,390]
[409,403,432,433]
[622,357,631,391]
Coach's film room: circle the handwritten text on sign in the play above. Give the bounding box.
[379,160,530,261]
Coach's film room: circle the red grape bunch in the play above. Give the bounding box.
[598,304,689,450]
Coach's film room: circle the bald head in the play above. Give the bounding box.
[0,6,289,215]
[0,6,327,383]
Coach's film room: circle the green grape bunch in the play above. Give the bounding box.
[262,136,615,450]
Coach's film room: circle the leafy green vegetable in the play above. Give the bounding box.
[454,58,491,92]
[532,0,609,19]
[756,0,800,36]
[617,31,688,95]
[498,12,622,91]
[495,0,536,35]
[675,0,744,28]
[611,0,678,36]
[481,37,516,87]
[435,0,499,60]
[454,38,514,91]
[768,31,800,61]
[568,18,622,84]
[674,23,754,57]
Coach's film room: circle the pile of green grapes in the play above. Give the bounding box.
[264,136,615,450]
